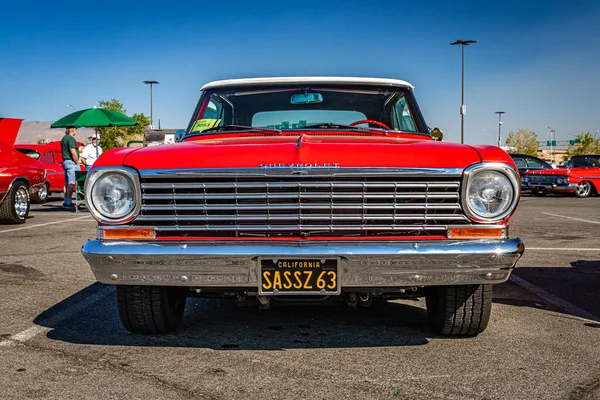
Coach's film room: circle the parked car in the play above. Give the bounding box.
[0,118,46,223]
[522,154,600,197]
[81,77,524,336]
[509,153,554,175]
[15,141,85,202]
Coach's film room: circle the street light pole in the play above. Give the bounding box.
[143,80,159,129]
[450,39,476,144]
[495,111,505,147]
[545,126,555,163]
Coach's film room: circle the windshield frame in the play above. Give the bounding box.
[185,84,430,138]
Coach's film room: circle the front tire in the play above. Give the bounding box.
[116,286,186,334]
[31,183,48,204]
[426,284,492,336]
[0,181,30,224]
[575,181,592,198]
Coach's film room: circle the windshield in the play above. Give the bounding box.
[16,148,40,160]
[564,155,600,168]
[188,86,425,135]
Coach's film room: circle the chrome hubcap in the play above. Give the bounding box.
[14,187,28,218]
[38,185,48,200]
[577,182,590,196]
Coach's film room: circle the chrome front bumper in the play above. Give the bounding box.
[525,183,577,192]
[82,238,524,288]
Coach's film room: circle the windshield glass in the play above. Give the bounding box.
[564,156,600,168]
[188,86,424,134]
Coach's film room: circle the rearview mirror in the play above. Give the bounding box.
[291,92,323,105]
[174,130,186,142]
[430,127,444,141]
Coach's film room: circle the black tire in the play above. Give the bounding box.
[426,284,492,336]
[116,286,186,334]
[0,181,30,224]
[574,181,592,198]
[31,183,49,204]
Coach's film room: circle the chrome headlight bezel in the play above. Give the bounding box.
[85,167,141,224]
[462,163,520,223]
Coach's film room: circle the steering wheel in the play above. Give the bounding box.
[349,120,391,130]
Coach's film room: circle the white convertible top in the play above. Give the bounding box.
[201,77,414,91]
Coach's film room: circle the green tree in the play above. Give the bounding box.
[95,99,150,150]
[563,132,600,161]
[37,139,48,144]
[505,129,538,156]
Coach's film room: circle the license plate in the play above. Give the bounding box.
[259,258,339,295]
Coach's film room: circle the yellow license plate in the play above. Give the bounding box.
[259,258,339,295]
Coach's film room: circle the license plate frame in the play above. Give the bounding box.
[258,257,341,296]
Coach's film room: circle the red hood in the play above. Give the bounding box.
[118,134,484,170]
[0,118,23,147]
[523,168,571,175]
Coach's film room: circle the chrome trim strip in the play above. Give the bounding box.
[461,163,520,223]
[140,181,461,189]
[141,192,460,200]
[84,167,142,225]
[82,238,524,287]
[139,167,464,178]
[140,203,462,211]
[134,214,469,222]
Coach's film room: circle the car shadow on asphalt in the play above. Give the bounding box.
[495,261,600,324]
[33,283,448,349]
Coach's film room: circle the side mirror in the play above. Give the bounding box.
[430,127,444,141]
[174,130,186,142]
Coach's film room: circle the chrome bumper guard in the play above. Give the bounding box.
[82,238,524,288]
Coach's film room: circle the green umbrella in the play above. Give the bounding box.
[51,108,138,162]
[51,107,138,128]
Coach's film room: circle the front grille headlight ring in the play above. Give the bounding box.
[85,167,141,224]
[462,163,520,223]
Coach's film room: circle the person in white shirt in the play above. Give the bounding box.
[81,135,103,170]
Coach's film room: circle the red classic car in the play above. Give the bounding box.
[0,118,46,223]
[14,141,84,202]
[522,154,600,197]
[81,77,524,336]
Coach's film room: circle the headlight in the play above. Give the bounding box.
[463,164,519,222]
[86,168,140,223]
[522,176,529,184]
[556,178,563,184]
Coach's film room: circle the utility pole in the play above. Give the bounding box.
[450,39,477,144]
[546,126,555,163]
[143,80,159,129]
[495,111,505,148]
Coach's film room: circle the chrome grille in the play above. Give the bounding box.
[525,175,555,184]
[134,169,468,238]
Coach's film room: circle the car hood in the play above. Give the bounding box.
[118,134,485,170]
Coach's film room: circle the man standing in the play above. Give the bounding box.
[61,127,80,208]
[81,134,103,170]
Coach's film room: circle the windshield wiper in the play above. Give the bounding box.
[302,123,388,135]
[200,125,281,135]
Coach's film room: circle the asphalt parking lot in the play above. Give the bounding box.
[1,194,599,400]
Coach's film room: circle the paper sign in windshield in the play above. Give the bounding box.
[191,119,221,132]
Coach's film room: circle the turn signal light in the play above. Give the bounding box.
[447,227,505,239]
[102,228,155,239]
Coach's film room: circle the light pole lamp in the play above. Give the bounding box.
[545,126,555,163]
[450,39,476,144]
[143,80,159,129]
[495,111,505,148]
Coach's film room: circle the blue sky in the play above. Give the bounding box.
[1,0,599,145]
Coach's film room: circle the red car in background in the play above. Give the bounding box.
[522,154,600,197]
[0,118,46,223]
[15,141,84,203]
